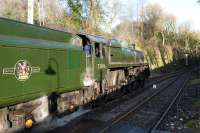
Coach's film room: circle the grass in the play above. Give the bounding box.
[188,79,200,86]
[194,100,200,108]
[186,120,200,130]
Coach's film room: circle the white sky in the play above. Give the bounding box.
[111,0,200,32]
[146,0,200,31]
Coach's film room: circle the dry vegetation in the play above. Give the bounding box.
[0,0,200,69]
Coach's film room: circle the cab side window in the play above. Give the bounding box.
[83,39,92,57]
[102,45,106,58]
[95,43,100,57]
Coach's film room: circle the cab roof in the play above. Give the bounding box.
[78,32,109,44]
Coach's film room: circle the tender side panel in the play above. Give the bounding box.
[0,46,24,106]
[63,50,85,92]
[0,44,84,107]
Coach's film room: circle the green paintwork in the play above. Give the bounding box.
[94,54,102,81]
[0,17,72,43]
[108,47,136,68]
[0,39,86,107]
[0,18,85,108]
[0,18,145,108]
[108,39,140,68]
[110,39,121,47]
[107,39,146,68]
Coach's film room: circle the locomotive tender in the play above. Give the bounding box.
[0,17,149,130]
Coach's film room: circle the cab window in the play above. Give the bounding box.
[95,43,100,57]
[83,39,92,57]
[102,45,106,57]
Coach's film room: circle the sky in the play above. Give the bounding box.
[112,0,200,32]
[146,0,200,31]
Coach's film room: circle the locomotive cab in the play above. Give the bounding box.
[77,33,108,86]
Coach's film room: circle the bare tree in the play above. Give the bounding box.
[0,0,27,22]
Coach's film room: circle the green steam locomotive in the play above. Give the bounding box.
[0,17,149,130]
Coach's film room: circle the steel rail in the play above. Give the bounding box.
[149,68,186,80]
[145,70,183,88]
[98,69,183,112]
[149,73,191,133]
[99,72,183,133]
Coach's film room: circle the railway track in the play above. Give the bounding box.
[89,69,184,115]
[100,71,190,133]
[112,68,184,100]
[149,68,186,81]
[145,70,184,87]
[149,74,190,133]
[7,70,183,133]
[45,70,185,133]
